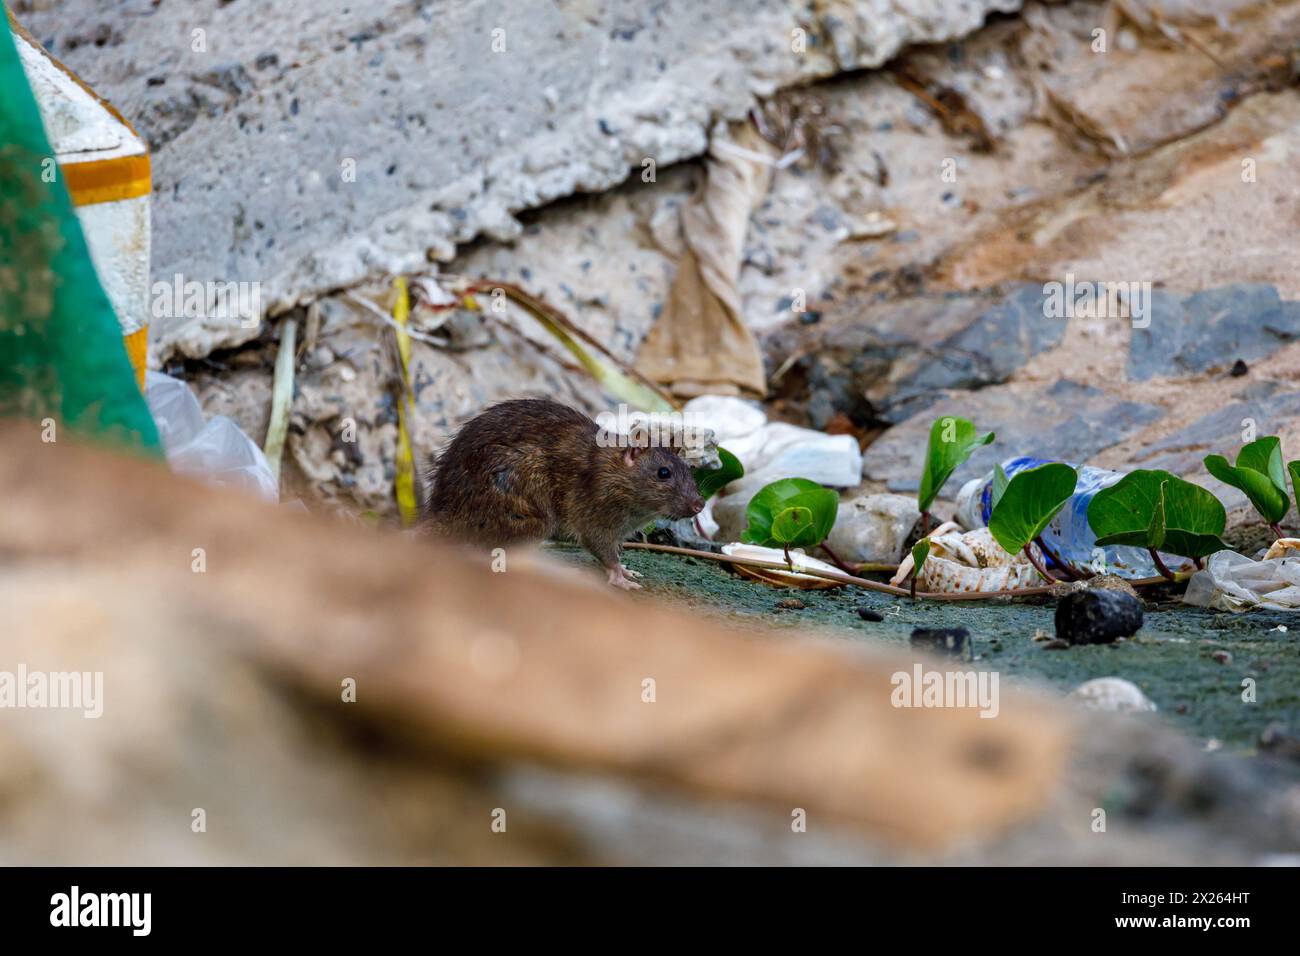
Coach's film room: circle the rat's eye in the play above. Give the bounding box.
[657,466,672,480]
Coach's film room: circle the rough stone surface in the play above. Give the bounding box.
[20,0,1024,359]
[1128,285,1300,381]
[861,380,1164,494]
[768,284,1068,426]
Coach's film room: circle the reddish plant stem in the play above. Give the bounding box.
[818,541,858,576]
[1149,547,1176,582]
[1271,523,1285,540]
[1021,544,1055,582]
[1034,536,1084,580]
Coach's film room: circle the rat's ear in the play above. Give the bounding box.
[622,445,643,467]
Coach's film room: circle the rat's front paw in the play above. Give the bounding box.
[619,564,643,579]
[607,566,643,590]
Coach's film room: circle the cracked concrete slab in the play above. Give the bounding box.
[19,0,1024,360]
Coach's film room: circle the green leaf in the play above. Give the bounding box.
[911,539,930,577]
[917,417,995,514]
[908,538,931,597]
[1147,481,1167,552]
[1203,437,1289,525]
[693,446,744,501]
[771,506,815,545]
[991,463,1010,512]
[740,478,839,549]
[1238,436,1286,490]
[1290,460,1300,521]
[987,463,1078,556]
[1088,469,1228,558]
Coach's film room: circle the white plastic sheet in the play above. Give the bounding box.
[1182,549,1300,612]
[146,372,278,503]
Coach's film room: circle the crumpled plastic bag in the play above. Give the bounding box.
[1182,548,1300,612]
[146,371,278,503]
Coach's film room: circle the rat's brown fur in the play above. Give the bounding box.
[420,399,704,588]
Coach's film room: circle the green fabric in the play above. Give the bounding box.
[0,21,160,453]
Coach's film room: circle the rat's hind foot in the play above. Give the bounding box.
[607,565,643,590]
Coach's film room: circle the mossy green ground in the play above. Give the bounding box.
[555,546,1300,753]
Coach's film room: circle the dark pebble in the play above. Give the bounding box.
[1055,590,1143,645]
[857,608,884,622]
[909,627,971,661]
[1259,722,1300,760]
[1230,359,1249,377]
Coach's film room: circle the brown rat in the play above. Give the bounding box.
[420,398,704,589]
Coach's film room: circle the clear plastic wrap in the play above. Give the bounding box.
[1182,549,1300,611]
[146,372,278,503]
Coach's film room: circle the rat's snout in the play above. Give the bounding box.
[671,494,705,520]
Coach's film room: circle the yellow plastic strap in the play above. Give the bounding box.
[392,277,419,526]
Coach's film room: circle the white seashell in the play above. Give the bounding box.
[890,525,1043,593]
[1069,677,1157,713]
[1262,538,1300,561]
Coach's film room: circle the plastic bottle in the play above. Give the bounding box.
[955,457,1161,579]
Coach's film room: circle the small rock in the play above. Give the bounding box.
[1259,722,1300,760]
[909,627,971,661]
[776,598,806,610]
[1211,649,1233,665]
[1069,677,1157,713]
[1055,590,1144,645]
[1231,358,1249,377]
[856,608,884,622]
[848,211,897,239]
[824,493,920,565]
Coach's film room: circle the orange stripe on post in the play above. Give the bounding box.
[64,153,152,207]
[122,326,149,391]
